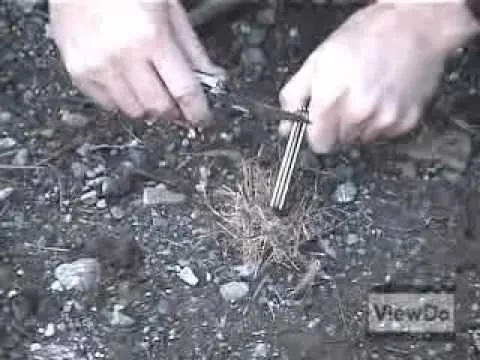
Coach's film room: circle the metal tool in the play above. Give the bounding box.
[269,105,308,211]
[194,69,309,212]
[194,70,310,125]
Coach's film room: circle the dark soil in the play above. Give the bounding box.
[2,1,480,359]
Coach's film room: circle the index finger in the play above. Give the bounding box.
[150,2,213,127]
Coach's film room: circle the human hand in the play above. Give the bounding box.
[278,3,480,153]
[49,0,225,128]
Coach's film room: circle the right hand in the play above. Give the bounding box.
[278,3,480,154]
[49,0,225,128]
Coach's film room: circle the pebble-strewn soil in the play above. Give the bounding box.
[2,1,480,359]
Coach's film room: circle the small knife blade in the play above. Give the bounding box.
[194,70,310,125]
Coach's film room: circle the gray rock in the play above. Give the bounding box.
[0,137,17,149]
[345,233,359,246]
[53,258,101,292]
[96,199,107,209]
[59,109,90,128]
[252,342,268,358]
[143,184,186,205]
[110,304,135,327]
[43,323,55,338]
[156,298,172,316]
[0,187,14,201]
[0,111,12,124]
[29,344,78,360]
[80,190,97,205]
[110,206,125,220]
[101,162,134,197]
[12,148,28,166]
[178,266,199,286]
[220,281,249,302]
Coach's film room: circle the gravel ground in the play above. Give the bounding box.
[2,1,480,359]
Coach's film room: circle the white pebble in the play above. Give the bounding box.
[96,199,107,209]
[219,281,249,302]
[0,187,14,201]
[178,266,198,286]
[0,137,16,149]
[44,323,55,337]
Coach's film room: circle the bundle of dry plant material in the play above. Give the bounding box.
[206,157,314,269]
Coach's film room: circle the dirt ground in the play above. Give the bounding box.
[2,1,480,359]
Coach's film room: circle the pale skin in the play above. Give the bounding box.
[48,0,480,154]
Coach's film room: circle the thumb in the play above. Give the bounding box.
[278,54,316,138]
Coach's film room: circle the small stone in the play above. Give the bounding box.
[332,181,357,204]
[0,187,14,201]
[178,266,199,286]
[444,343,454,352]
[102,176,132,197]
[53,258,101,292]
[29,344,77,359]
[12,148,28,166]
[59,109,90,128]
[0,111,12,124]
[44,323,55,337]
[39,128,54,139]
[110,304,135,327]
[219,281,249,302]
[110,206,125,220]
[252,342,268,358]
[85,169,96,178]
[49,280,63,292]
[156,298,171,316]
[96,199,107,209]
[101,162,134,197]
[0,137,17,149]
[325,324,336,336]
[346,233,359,246]
[143,184,186,205]
[85,176,107,188]
[29,343,42,352]
[76,143,91,157]
[80,190,97,204]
